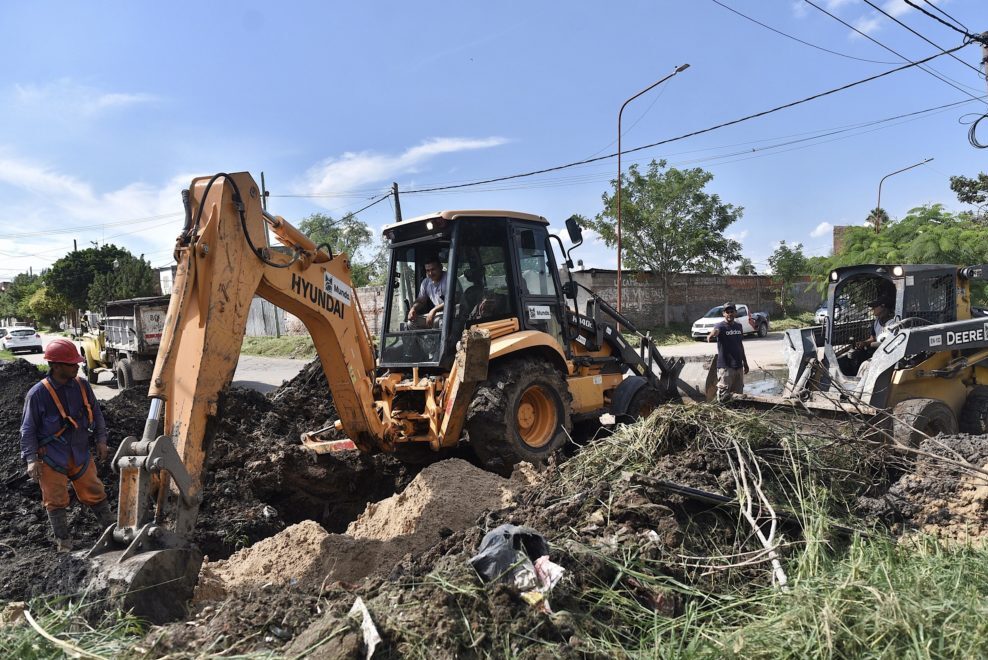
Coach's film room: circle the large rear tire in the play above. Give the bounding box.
[466,358,572,474]
[115,358,133,391]
[959,386,988,435]
[892,398,957,448]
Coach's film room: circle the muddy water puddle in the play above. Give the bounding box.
[744,368,789,396]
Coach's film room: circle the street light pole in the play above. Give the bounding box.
[617,63,689,312]
[875,157,934,232]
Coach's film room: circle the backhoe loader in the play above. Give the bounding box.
[85,171,709,621]
[755,263,988,444]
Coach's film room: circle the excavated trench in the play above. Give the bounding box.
[0,358,417,602]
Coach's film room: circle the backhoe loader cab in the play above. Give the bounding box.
[378,211,567,369]
[780,263,988,444]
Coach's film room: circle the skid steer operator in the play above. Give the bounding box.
[849,298,894,376]
[20,338,114,552]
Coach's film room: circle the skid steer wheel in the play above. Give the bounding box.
[115,358,133,391]
[959,386,988,435]
[892,398,958,448]
[466,358,572,475]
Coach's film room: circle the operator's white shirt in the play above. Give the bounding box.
[418,271,448,307]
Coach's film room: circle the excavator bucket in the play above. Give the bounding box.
[677,356,717,402]
[85,546,203,624]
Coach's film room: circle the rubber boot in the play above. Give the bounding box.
[90,499,116,529]
[47,508,73,553]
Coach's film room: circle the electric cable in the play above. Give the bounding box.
[922,0,969,33]
[860,0,983,77]
[804,0,984,101]
[905,0,980,40]
[710,0,898,64]
[402,43,971,196]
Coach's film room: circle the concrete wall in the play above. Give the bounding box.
[570,270,820,328]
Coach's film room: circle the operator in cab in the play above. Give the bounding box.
[20,338,115,552]
[855,298,894,351]
[407,254,448,329]
[707,302,749,402]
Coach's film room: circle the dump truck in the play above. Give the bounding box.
[749,263,988,443]
[85,171,711,621]
[79,296,170,389]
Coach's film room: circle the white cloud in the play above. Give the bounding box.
[11,79,158,118]
[851,0,913,36]
[0,151,187,269]
[728,229,749,241]
[810,221,833,238]
[299,137,509,199]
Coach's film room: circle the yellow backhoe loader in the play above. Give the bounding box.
[86,171,709,621]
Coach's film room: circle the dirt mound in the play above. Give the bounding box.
[193,459,528,603]
[857,434,988,541]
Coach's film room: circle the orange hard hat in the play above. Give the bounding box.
[44,338,85,364]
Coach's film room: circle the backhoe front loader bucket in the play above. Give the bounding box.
[677,356,717,402]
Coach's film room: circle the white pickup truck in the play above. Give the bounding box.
[690,304,770,339]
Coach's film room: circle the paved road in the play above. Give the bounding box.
[15,334,308,401]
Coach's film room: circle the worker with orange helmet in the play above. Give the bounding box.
[19,337,114,552]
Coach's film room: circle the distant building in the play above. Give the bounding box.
[0,281,10,293]
[832,225,853,255]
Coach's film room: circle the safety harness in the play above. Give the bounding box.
[37,377,95,481]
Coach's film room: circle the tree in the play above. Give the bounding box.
[866,207,890,233]
[950,172,988,206]
[297,213,384,287]
[767,241,808,317]
[46,244,129,310]
[86,252,158,310]
[585,159,743,326]
[735,257,757,275]
[26,286,71,328]
[0,271,42,323]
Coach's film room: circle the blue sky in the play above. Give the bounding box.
[0,0,984,280]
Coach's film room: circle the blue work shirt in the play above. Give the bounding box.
[20,376,107,466]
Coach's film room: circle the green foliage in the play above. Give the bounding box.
[585,159,743,325]
[735,257,757,275]
[950,171,988,207]
[240,334,317,359]
[768,241,809,317]
[0,271,42,322]
[46,244,128,309]
[865,207,889,232]
[85,252,157,310]
[26,286,70,328]
[297,212,384,287]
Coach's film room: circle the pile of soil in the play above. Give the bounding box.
[857,434,988,541]
[0,358,416,603]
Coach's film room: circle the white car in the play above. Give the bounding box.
[2,327,43,354]
[814,305,828,325]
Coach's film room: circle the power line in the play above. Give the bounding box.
[922,0,970,33]
[403,43,971,196]
[860,0,982,77]
[346,193,392,217]
[905,0,977,39]
[0,212,182,240]
[710,0,898,64]
[804,0,984,102]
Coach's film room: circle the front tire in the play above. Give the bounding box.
[757,322,768,338]
[466,358,572,474]
[893,398,957,448]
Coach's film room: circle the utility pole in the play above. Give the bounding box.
[617,63,689,313]
[259,171,282,338]
[392,182,402,223]
[73,239,77,252]
[260,171,269,211]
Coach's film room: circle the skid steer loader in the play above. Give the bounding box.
[753,263,988,444]
[85,171,709,621]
